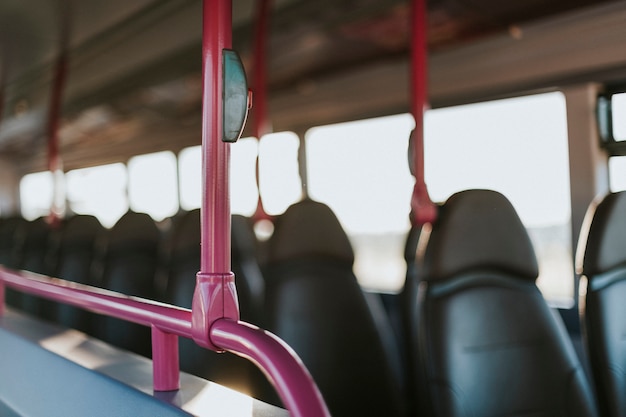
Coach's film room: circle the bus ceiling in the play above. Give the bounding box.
[0,0,626,171]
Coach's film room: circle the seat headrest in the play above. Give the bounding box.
[62,215,103,248]
[421,189,538,281]
[171,209,201,257]
[231,214,257,261]
[577,191,626,276]
[267,199,354,265]
[108,211,160,250]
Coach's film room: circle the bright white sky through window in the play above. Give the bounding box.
[259,132,302,215]
[128,151,178,221]
[425,92,571,227]
[66,163,128,228]
[179,138,259,216]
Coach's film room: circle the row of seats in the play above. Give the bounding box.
[2,189,625,417]
[400,188,626,417]
[578,191,626,417]
[0,203,409,416]
[0,210,271,399]
[403,190,597,416]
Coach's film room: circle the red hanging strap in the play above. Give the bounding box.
[410,0,437,226]
[46,0,71,227]
[251,0,273,222]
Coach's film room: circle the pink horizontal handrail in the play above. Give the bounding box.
[0,267,192,335]
[0,266,190,391]
[0,266,330,416]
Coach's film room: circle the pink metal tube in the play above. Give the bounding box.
[0,268,190,391]
[211,320,331,417]
[410,0,437,226]
[152,326,181,391]
[200,0,232,275]
[192,0,240,351]
[0,268,192,336]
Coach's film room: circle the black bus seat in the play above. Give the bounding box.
[51,215,105,334]
[0,216,29,308]
[263,198,405,417]
[164,209,271,399]
[93,211,161,358]
[400,223,426,414]
[577,191,626,417]
[413,189,598,417]
[231,214,265,323]
[14,217,56,318]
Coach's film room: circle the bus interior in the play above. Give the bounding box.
[2,0,626,416]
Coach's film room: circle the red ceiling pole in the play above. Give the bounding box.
[410,0,437,226]
[0,62,5,131]
[46,0,71,226]
[0,82,4,133]
[47,51,67,225]
[251,0,272,222]
[252,0,271,139]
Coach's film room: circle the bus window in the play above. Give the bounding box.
[425,92,573,304]
[612,93,626,141]
[307,114,415,292]
[609,156,626,192]
[179,138,259,216]
[259,132,301,216]
[178,146,201,211]
[20,171,54,220]
[128,151,178,221]
[66,163,128,228]
[231,138,259,217]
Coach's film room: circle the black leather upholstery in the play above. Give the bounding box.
[94,211,160,357]
[18,217,56,318]
[165,209,270,399]
[415,189,598,417]
[231,214,265,323]
[401,224,424,415]
[0,217,29,308]
[264,199,405,417]
[577,191,626,417]
[52,215,104,333]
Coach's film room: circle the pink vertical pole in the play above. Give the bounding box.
[410,0,437,226]
[152,326,180,391]
[192,0,239,351]
[200,0,231,274]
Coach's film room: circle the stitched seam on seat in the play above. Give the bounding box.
[463,339,544,352]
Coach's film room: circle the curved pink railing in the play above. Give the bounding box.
[0,267,330,416]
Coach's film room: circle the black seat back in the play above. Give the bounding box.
[94,211,160,357]
[231,214,264,323]
[264,199,404,417]
[17,217,56,317]
[577,191,626,417]
[414,189,597,416]
[0,217,28,308]
[53,215,104,333]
